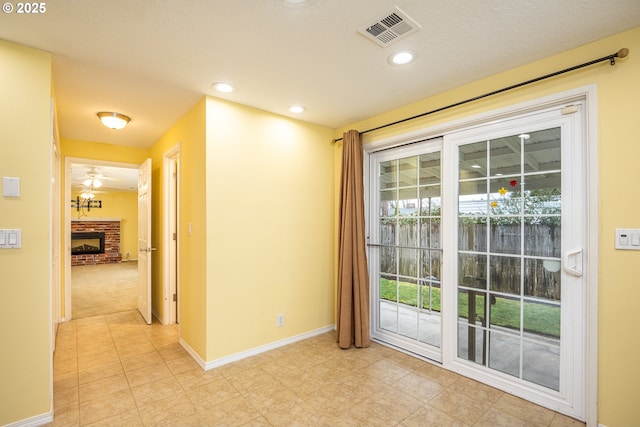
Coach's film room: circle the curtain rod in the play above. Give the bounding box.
[333,48,629,143]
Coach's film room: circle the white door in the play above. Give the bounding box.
[443,104,586,419]
[368,102,587,419]
[138,158,153,324]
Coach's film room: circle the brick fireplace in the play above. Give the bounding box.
[71,219,122,266]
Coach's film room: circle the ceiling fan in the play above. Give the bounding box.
[79,168,109,199]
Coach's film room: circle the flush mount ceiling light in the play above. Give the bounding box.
[289,105,306,114]
[388,50,415,65]
[212,82,236,93]
[97,112,130,130]
[280,0,316,5]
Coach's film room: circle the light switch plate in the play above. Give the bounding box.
[615,228,640,250]
[0,229,21,248]
[3,177,20,197]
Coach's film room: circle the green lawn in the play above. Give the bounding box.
[379,278,559,338]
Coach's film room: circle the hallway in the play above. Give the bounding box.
[48,310,585,426]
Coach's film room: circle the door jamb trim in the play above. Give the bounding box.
[162,144,181,325]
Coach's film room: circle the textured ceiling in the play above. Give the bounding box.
[69,163,138,193]
[1,0,639,148]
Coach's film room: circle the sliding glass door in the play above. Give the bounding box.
[368,103,587,420]
[454,126,566,390]
[369,139,443,362]
[443,105,586,418]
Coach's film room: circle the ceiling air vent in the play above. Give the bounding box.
[358,6,420,47]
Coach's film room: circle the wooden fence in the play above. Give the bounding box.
[378,222,561,301]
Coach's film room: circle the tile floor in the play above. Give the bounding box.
[48,310,586,427]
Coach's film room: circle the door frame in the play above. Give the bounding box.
[63,157,141,321]
[162,144,180,325]
[363,85,598,424]
[50,101,61,350]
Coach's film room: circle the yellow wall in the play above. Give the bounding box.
[70,190,138,259]
[204,97,335,360]
[0,40,52,425]
[61,139,150,163]
[150,98,207,353]
[335,27,640,427]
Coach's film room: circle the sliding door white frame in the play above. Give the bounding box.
[363,85,598,425]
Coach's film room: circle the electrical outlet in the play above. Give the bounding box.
[277,314,284,327]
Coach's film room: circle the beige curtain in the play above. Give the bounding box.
[337,130,370,349]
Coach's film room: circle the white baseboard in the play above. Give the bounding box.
[2,411,53,427]
[179,338,207,369]
[179,325,336,371]
[151,310,165,325]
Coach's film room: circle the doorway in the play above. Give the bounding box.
[64,158,140,320]
[367,96,593,420]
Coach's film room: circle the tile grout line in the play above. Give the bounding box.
[107,313,142,427]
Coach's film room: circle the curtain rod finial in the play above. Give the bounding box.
[611,48,629,65]
[617,48,630,59]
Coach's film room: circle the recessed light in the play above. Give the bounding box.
[212,82,235,93]
[289,105,306,114]
[281,0,316,4]
[388,50,415,65]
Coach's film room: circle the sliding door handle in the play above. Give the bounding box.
[563,247,583,277]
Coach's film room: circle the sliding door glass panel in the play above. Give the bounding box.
[372,144,443,356]
[456,128,562,391]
